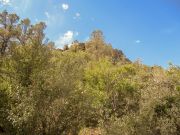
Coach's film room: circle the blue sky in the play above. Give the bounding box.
[1,0,180,67]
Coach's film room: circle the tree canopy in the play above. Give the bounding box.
[0,11,179,135]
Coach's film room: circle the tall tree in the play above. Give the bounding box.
[0,10,19,56]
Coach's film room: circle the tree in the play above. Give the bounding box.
[0,10,19,56]
[0,10,179,135]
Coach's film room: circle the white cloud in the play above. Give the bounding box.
[55,31,79,48]
[0,0,11,5]
[73,12,81,20]
[45,11,50,19]
[84,36,90,42]
[10,0,32,13]
[62,3,69,11]
[76,12,80,17]
[35,18,39,22]
[44,11,62,26]
[135,40,141,44]
[75,32,79,36]
[44,11,54,25]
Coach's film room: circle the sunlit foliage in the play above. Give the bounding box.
[0,11,179,135]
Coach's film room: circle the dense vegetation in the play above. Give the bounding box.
[0,11,180,135]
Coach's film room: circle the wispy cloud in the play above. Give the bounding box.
[55,31,79,48]
[44,11,64,27]
[0,0,11,6]
[75,12,80,17]
[135,40,142,44]
[73,12,81,20]
[84,36,90,42]
[75,32,79,36]
[162,27,176,34]
[9,0,32,13]
[62,3,69,11]
[44,11,55,25]
[45,11,50,19]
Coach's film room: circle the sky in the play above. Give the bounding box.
[1,0,180,67]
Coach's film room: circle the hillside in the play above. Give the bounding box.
[0,11,180,135]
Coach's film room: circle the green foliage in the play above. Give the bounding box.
[0,11,179,135]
